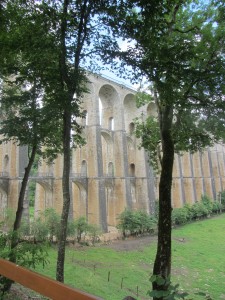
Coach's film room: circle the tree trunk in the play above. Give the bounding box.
[152,105,174,300]
[56,108,71,282]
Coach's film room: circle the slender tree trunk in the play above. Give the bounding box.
[13,145,37,234]
[56,108,71,282]
[152,105,174,300]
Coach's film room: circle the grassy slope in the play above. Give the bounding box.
[34,214,225,300]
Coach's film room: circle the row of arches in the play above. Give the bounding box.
[79,82,157,132]
[77,160,136,178]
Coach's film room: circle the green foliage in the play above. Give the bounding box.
[148,275,189,299]
[30,217,49,242]
[217,189,225,209]
[212,200,222,213]
[41,208,61,242]
[0,231,49,295]
[172,195,223,226]
[0,209,16,232]
[134,115,161,172]
[29,181,36,207]
[172,208,189,226]
[135,91,153,108]
[117,209,157,238]
[67,218,102,245]
[87,224,102,245]
[200,195,213,215]
[30,214,225,300]
[74,217,89,243]
[191,202,209,219]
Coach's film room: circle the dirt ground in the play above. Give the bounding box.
[103,234,157,251]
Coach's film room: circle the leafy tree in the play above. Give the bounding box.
[74,216,89,243]
[0,76,62,292]
[114,1,225,298]
[0,0,120,283]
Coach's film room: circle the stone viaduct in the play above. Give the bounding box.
[1,73,225,230]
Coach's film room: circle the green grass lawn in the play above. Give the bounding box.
[33,214,225,300]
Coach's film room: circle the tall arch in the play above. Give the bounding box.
[81,160,87,177]
[108,117,114,131]
[0,189,8,220]
[123,93,136,133]
[108,162,114,177]
[101,131,114,176]
[3,155,9,175]
[99,84,121,130]
[72,181,87,220]
[129,163,135,177]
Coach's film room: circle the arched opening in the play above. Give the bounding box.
[99,84,120,130]
[108,117,114,131]
[129,122,135,135]
[101,130,113,176]
[34,181,53,215]
[83,110,88,126]
[108,162,114,177]
[123,94,136,133]
[0,189,8,221]
[129,163,135,177]
[3,155,9,175]
[81,160,87,177]
[72,181,87,220]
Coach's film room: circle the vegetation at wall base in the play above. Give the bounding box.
[26,214,225,300]
[171,194,224,227]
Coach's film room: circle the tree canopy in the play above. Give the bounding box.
[110,0,225,298]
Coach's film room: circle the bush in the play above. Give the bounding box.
[0,208,16,232]
[41,208,61,242]
[183,203,194,221]
[74,216,89,243]
[217,190,225,210]
[87,224,101,245]
[212,201,222,214]
[172,208,189,226]
[117,209,157,237]
[201,195,213,215]
[30,217,49,242]
[191,202,209,219]
[0,231,49,296]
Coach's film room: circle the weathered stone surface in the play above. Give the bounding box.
[1,74,225,229]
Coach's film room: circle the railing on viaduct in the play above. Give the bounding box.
[0,258,103,300]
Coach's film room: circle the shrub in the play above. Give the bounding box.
[117,209,137,237]
[217,190,225,210]
[41,208,61,242]
[201,194,213,215]
[30,217,49,242]
[74,216,89,243]
[87,224,102,245]
[172,208,189,226]
[0,208,16,232]
[117,209,157,237]
[212,201,222,214]
[183,203,194,221]
[191,202,209,219]
[0,231,49,296]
